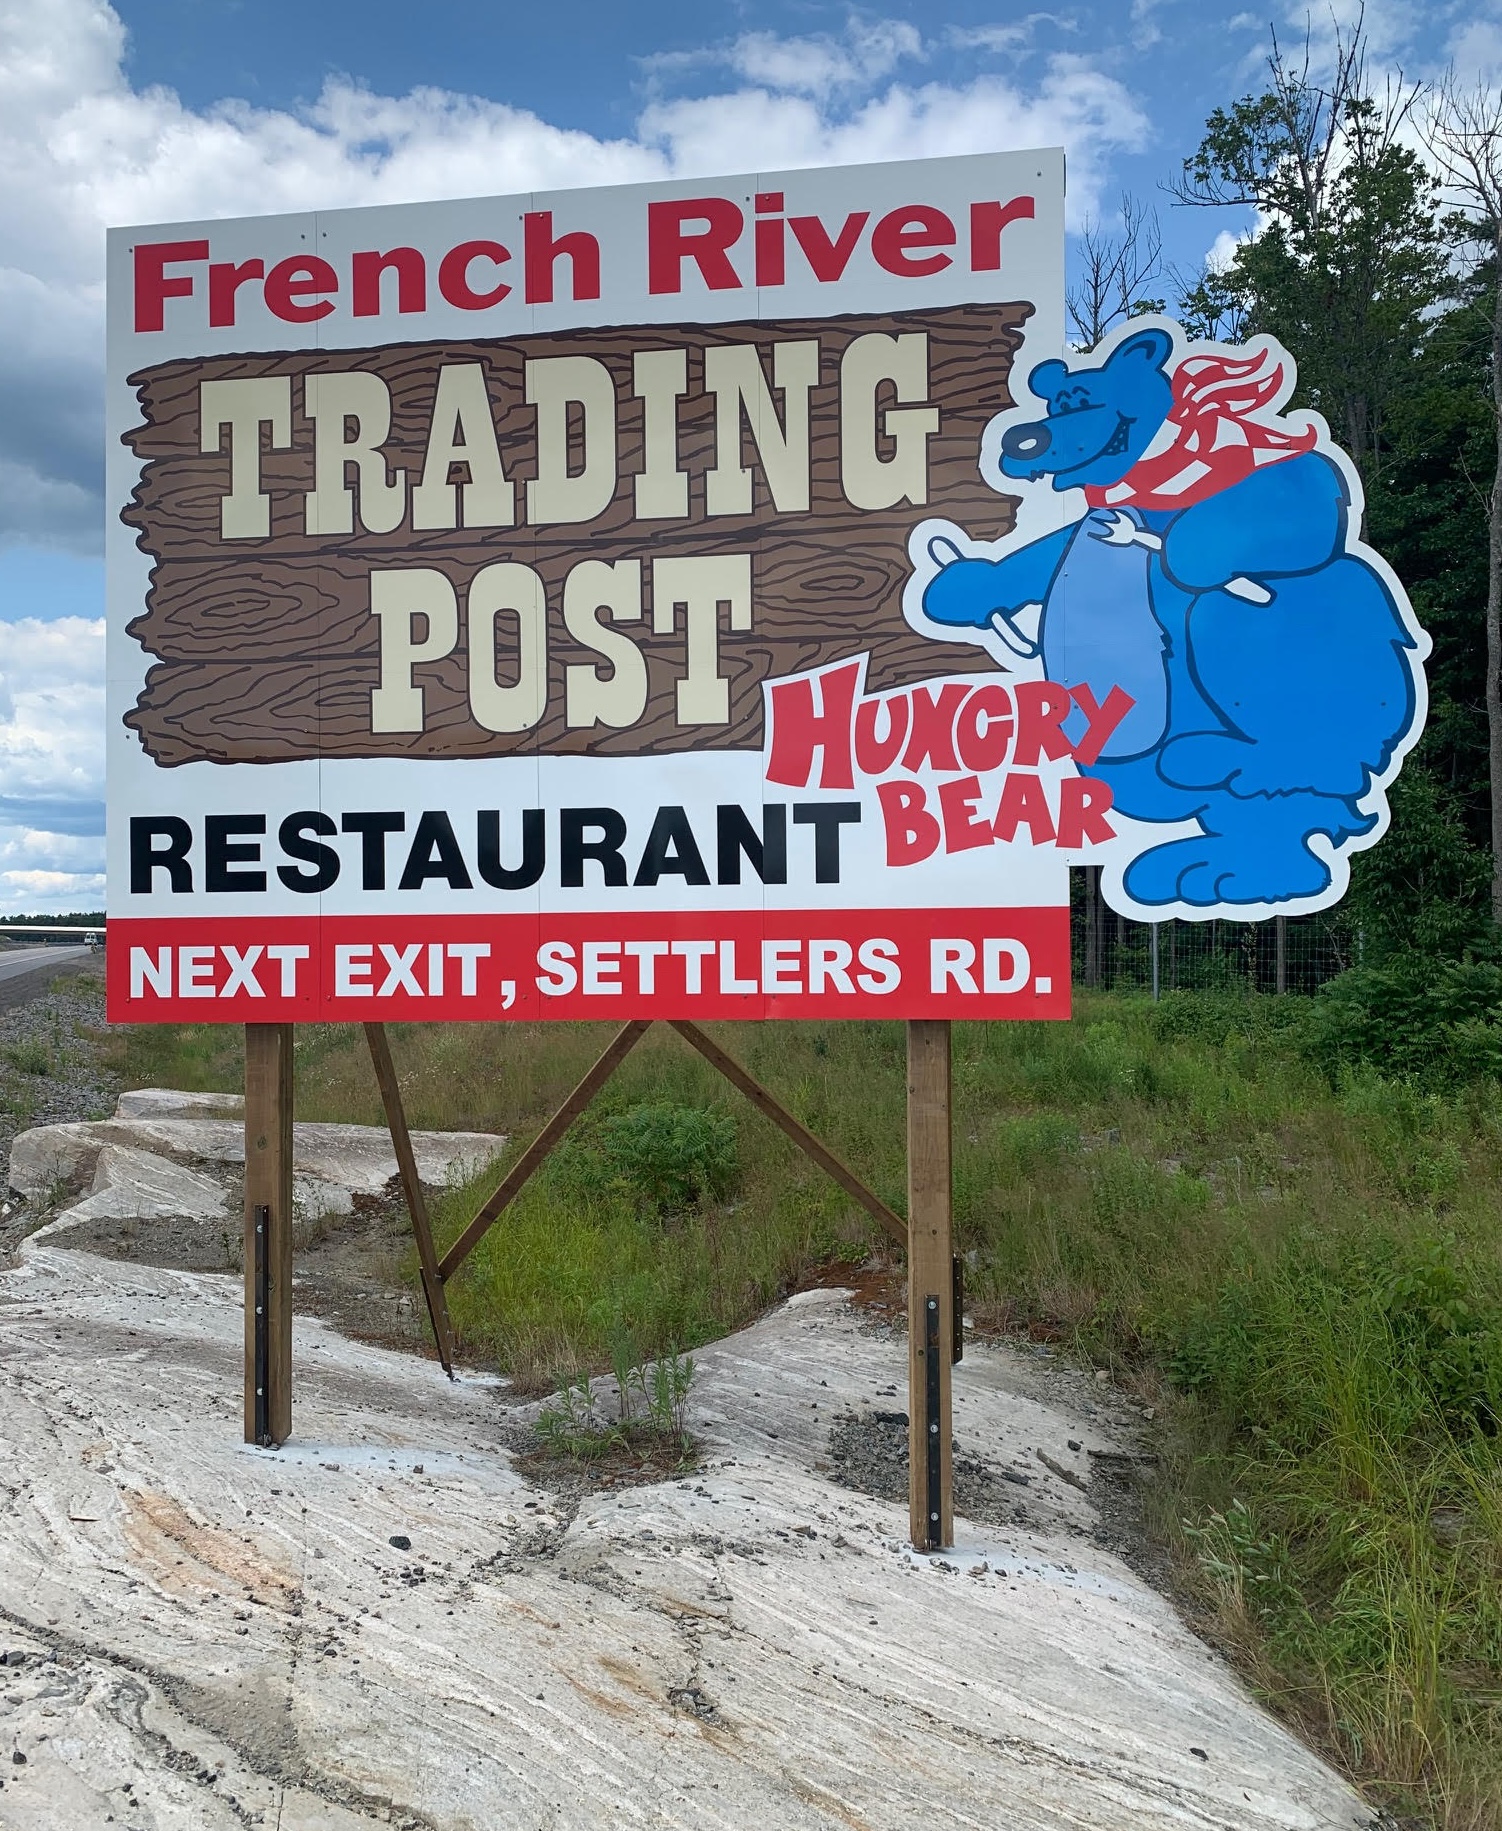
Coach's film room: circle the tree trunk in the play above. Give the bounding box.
[1490,253,1502,922]
[1083,865,1102,988]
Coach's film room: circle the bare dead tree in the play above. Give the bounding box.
[1424,78,1502,921]
[1171,9,1422,227]
[1066,195,1164,350]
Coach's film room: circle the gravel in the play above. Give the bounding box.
[0,965,117,1254]
[827,1409,1040,1528]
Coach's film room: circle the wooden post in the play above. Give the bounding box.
[244,1024,293,1446]
[364,1024,456,1376]
[1275,914,1288,995]
[906,1018,953,1550]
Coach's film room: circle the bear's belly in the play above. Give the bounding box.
[1186,556,1415,797]
[1040,521,1170,758]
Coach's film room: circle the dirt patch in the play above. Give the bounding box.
[794,1253,905,1319]
[286,1188,445,1361]
[52,1190,245,1274]
[514,1430,701,1503]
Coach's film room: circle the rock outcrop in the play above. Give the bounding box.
[7,1087,504,1225]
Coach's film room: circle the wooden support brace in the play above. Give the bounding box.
[437,1020,652,1282]
[364,1023,456,1377]
[669,1021,906,1249]
[907,1018,953,1550]
[244,1023,293,1446]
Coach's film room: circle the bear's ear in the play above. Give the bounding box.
[1110,327,1174,373]
[1025,357,1068,402]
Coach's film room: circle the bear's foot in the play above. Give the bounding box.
[1123,831,1333,908]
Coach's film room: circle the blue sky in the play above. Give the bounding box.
[0,0,1480,910]
[111,0,1295,207]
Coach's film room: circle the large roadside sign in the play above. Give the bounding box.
[107,152,1077,1025]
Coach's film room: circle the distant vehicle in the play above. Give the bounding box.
[84,930,104,952]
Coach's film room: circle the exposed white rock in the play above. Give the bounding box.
[59,1142,230,1227]
[0,1237,1376,1831]
[6,1094,506,1228]
[4,1121,102,1204]
[115,1088,245,1120]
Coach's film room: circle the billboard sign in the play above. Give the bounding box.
[107,152,1082,1025]
[105,151,1425,1026]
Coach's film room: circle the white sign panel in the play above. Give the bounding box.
[106,151,1074,1024]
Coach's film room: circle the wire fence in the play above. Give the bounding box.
[1071,869,1355,997]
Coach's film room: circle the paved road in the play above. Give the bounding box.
[0,945,93,986]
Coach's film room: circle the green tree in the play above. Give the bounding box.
[1173,28,1444,481]
[1362,259,1494,916]
[1172,24,1498,954]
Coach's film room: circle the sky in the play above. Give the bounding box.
[0,0,1485,915]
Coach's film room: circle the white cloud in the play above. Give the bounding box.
[1205,227,1245,271]
[946,17,1076,55]
[0,864,106,912]
[1445,16,1502,82]
[717,20,925,99]
[1280,0,1418,65]
[0,0,1148,563]
[0,616,104,795]
[1129,0,1165,50]
[643,19,925,99]
[639,57,1146,223]
[1275,0,1473,74]
[0,614,104,912]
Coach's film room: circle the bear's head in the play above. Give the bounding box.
[996,327,1174,491]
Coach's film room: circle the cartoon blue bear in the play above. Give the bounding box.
[913,323,1424,910]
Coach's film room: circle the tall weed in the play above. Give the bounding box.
[1163,1232,1502,1818]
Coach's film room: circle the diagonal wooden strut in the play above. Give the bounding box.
[437,1018,906,1286]
[437,1019,652,1281]
[364,1023,456,1377]
[668,1021,907,1248]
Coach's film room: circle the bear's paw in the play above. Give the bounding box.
[1123,832,1333,908]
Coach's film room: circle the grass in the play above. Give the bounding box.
[529,1344,698,1477]
[107,994,1502,1828]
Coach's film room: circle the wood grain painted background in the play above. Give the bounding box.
[122,303,1029,766]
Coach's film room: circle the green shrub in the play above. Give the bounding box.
[551,1101,739,1217]
[1383,1239,1502,1432]
[1163,1230,1502,1813]
[1302,950,1502,1089]
[533,1344,696,1465]
[1151,989,1305,1046]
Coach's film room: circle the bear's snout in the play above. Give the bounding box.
[1001,421,1052,462]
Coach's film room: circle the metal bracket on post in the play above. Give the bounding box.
[253,1203,271,1448]
[924,1293,942,1547]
